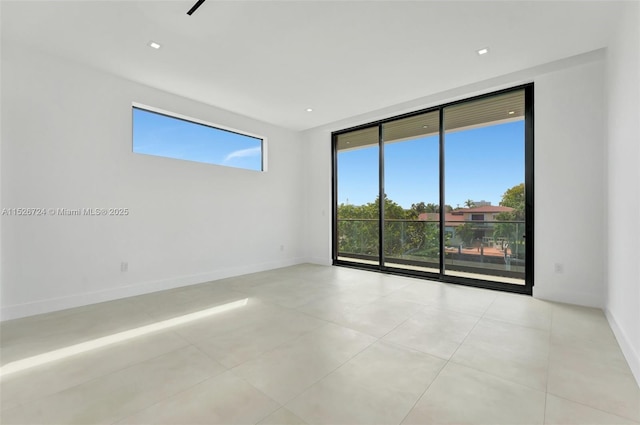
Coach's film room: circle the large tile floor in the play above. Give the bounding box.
[1,264,638,425]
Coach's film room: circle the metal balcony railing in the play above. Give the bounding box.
[336,218,525,279]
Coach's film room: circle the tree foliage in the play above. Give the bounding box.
[499,183,525,218]
[338,195,439,260]
[337,184,526,262]
[455,222,477,246]
[411,202,438,214]
[410,202,451,214]
[493,183,526,258]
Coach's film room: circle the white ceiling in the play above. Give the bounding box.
[1,1,623,131]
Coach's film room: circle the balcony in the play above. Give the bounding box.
[337,218,525,285]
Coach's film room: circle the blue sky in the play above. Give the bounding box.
[338,120,525,209]
[132,108,263,171]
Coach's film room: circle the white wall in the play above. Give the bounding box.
[605,1,640,384]
[1,43,305,320]
[303,52,607,308]
[302,127,334,266]
[533,60,606,307]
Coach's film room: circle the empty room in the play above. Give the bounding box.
[1,1,639,424]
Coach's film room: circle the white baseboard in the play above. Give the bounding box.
[0,257,307,321]
[605,308,640,388]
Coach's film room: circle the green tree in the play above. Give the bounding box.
[455,222,476,245]
[464,199,476,208]
[379,195,416,256]
[413,222,441,258]
[499,183,525,219]
[441,204,453,213]
[411,202,438,214]
[338,195,443,260]
[411,202,427,214]
[337,200,378,256]
[494,183,526,259]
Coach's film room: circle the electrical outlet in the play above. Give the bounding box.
[121,262,128,272]
[280,245,284,252]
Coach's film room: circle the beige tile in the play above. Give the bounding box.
[215,271,286,293]
[384,280,447,305]
[232,323,376,404]
[295,291,381,322]
[551,303,617,344]
[1,346,225,424]
[547,335,640,421]
[3,265,638,425]
[335,340,445,394]
[335,274,413,297]
[287,341,445,425]
[402,363,546,425]
[247,278,343,309]
[387,280,496,316]
[331,298,423,338]
[172,298,286,343]
[484,292,553,331]
[450,318,550,390]
[383,305,479,359]
[544,394,639,425]
[435,284,498,316]
[310,267,407,291]
[1,330,189,410]
[258,408,307,425]
[0,299,155,365]
[194,309,326,368]
[116,371,279,424]
[129,288,251,322]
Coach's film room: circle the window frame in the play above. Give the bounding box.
[131,102,268,172]
[331,83,534,296]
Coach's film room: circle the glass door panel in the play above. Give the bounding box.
[382,111,440,273]
[443,90,526,284]
[336,127,380,266]
[333,85,532,293]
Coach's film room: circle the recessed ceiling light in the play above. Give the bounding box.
[477,48,489,55]
[422,125,428,129]
[306,108,313,112]
[148,41,161,49]
[508,111,515,115]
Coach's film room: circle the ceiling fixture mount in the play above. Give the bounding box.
[148,41,161,49]
[187,0,206,16]
[477,47,489,55]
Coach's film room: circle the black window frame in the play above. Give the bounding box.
[331,84,534,295]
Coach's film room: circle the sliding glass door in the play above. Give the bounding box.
[332,85,533,294]
[443,90,526,284]
[335,126,380,266]
[382,112,440,273]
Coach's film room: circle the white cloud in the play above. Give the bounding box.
[224,146,261,162]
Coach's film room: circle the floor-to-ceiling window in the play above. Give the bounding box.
[333,85,534,294]
[335,127,380,266]
[381,111,440,274]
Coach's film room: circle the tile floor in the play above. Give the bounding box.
[1,264,638,424]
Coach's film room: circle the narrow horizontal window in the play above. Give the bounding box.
[132,105,265,171]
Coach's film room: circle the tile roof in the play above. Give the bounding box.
[457,205,515,213]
